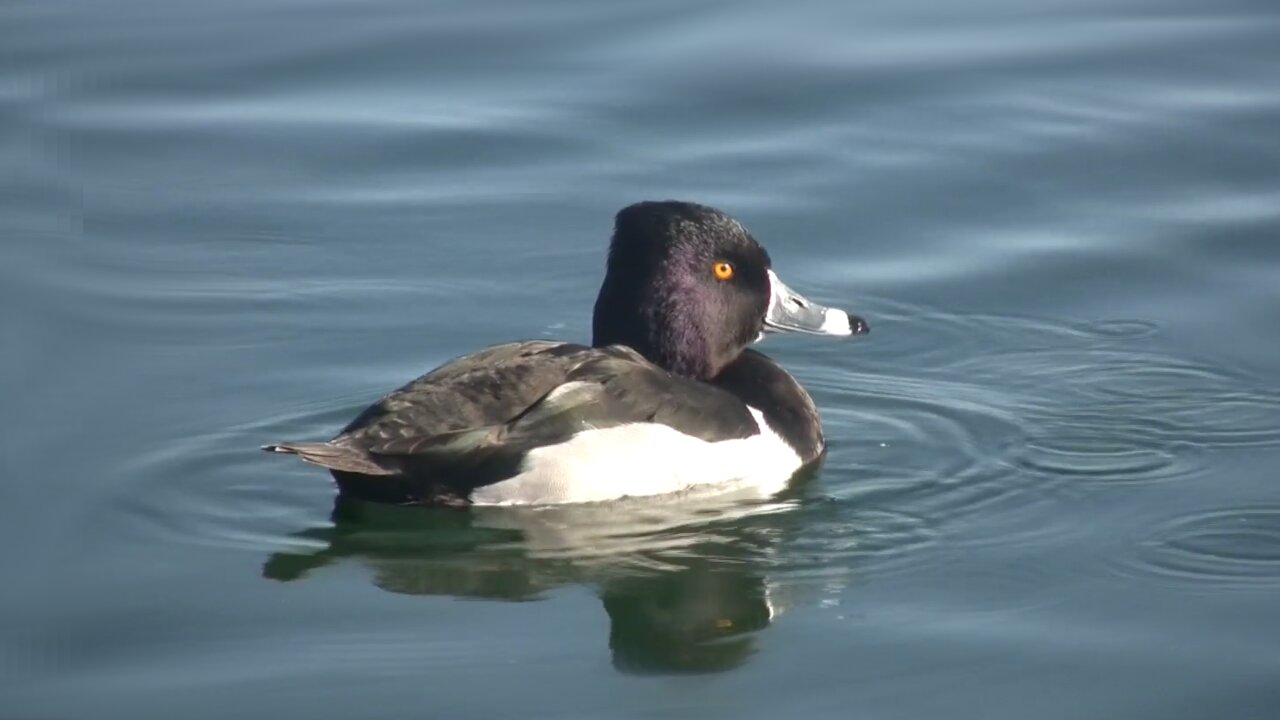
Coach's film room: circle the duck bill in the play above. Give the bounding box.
[763,270,868,337]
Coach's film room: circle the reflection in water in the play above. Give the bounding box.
[602,559,772,674]
[264,489,811,674]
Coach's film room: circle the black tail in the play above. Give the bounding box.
[261,441,393,475]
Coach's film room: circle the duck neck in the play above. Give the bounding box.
[592,311,720,381]
[592,284,728,381]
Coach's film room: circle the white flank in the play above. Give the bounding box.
[469,407,802,505]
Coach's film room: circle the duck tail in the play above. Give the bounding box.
[261,441,394,475]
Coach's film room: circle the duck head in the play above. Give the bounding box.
[592,201,868,380]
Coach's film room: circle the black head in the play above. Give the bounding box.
[592,201,864,380]
[592,202,771,379]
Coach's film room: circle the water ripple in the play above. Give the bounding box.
[815,371,1030,521]
[103,404,350,554]
[782,501,937,579]
[1115,507,1280,592]
[1016,432,1191,483]
[806,305,1280,553]
[107,304,1280,587]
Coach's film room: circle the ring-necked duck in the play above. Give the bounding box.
[265,201,868,505]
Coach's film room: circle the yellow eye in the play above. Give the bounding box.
[713,262,735,281]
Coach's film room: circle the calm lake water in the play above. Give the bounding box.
[4,0,1279,717]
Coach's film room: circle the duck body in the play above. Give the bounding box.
[266,201,867,506]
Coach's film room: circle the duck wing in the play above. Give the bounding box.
[359,350,763,501]
[267,344,762,499]
[339,340,594,438]
[264,341,592,474]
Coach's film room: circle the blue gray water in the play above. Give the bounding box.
[3,0,1279,717]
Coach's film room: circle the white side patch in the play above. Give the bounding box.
[470,407,802,506]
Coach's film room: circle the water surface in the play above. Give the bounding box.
[4,0,1280,717]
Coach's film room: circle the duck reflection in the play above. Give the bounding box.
[600,555,773,673]
[264,488,805,674]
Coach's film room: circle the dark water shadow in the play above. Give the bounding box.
[264,484,817,675]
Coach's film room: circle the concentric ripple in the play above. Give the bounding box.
[795,303,1280,558]
[810,370,1035,521]
[111,304,1280,599]
[1013,416,1210,489]
[781,500,938,580]
[101,400,355,554]
[1114,506,1280,591]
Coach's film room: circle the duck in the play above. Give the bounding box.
[264,200,868,506]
